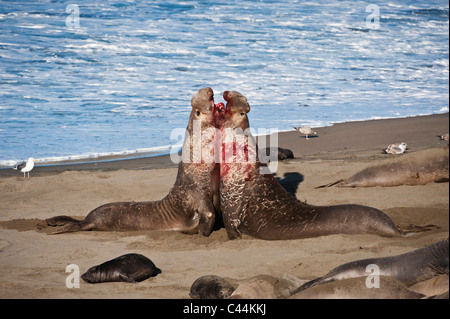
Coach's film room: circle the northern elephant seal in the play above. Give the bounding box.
[408,274,449,297]
[228,279,277,299]
[189,275,236,299]
[37,87,220,236]
[317,147,449,188]
[290,276,426,299]
[81,253,160,283]
[294,237,449,293]
[215,91,433,240]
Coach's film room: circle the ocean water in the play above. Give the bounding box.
[0,0,448,167]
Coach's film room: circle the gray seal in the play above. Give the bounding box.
[215,91,435,240]
[189,275,236,299]
[290,276,426,299]
[81,253,160,283]
[293,237,449,293]
[317,147,449,188]
[37,87,220,236]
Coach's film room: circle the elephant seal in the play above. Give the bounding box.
[214,91,433,240]
[81,253,160,283]
[228,279,277,299]
[409,274,449,297]
[290,276,426,299]
[294,237,449,293]
[317,147,449,188]
[37,87,220,236]
[189,275,236,299]
[261,147,294,161]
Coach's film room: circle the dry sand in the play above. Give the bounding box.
[0,113,448,299]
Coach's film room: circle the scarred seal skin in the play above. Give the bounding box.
[37,88,220,236]
[293,237,449,294]
[81,253,160,284]
[215,91,435,240]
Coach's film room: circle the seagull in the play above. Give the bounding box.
[438,133,449,141]
[293,126,317,140]
[383,142,407,154]
[13,157,36,177]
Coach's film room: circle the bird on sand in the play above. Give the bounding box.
[383,142,407,154]
[13,157,36,177]
[438,133,449,141]
[293,126,317,140]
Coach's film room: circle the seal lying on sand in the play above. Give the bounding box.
[215,91,435,240]
[293,237,449,293]
[189,275,236,299]
[290,276,426,299]
[317,147,449,188]
[81,253,159,283]
[37,87,220,236]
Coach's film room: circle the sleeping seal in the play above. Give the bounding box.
[293,237,449,293]
[214,91,435,240]
[81,253,159,284]
[189,275,236,299]
[37,87,220,236]
[317,147,449,188]
[290,276,426,299]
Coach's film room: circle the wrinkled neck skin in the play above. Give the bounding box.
[217,117,279,238]
[164,109,220,235]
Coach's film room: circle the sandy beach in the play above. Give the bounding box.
[0,113,448,299]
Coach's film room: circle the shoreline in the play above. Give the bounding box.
[1,112,448,176]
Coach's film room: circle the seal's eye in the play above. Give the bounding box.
[196,110,201,116]
[240,113,245,116]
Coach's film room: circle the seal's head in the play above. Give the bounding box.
[190,87,216,129]
[80,265,102,283]
[222,90,250,130]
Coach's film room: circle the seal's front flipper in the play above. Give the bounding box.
[197,201,216,237]
[119,273,137,283]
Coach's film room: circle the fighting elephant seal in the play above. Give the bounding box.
[317,147,449,188]
[81,253,159,283]
[37,87,220,236]
[293,237,449,293]
[214,91,434,240]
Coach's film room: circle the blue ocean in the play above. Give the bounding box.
[0,0,448,167]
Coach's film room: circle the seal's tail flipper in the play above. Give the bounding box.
[315,179,345,189]
[291,277,332,295]
[399,224,440,237]
[36,215,81,229]
[35,215,88,234]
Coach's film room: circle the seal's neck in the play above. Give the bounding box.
[181,116,217,166]
[219,125,261,184]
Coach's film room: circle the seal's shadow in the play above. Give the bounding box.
[274,172,304,197]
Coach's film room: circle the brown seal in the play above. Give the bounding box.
[215,91,435,240]
[317,147,449,188]
[294,237,449,293]
[81,253,160,283]
[37,87,220,236]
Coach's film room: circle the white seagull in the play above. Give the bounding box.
[13,157,36,177]
[293,126,317,140]
[438,133,449,141]
[383,142,407,155]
